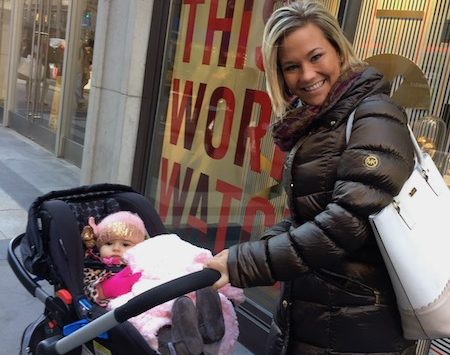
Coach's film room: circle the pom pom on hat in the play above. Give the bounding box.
[83,211,147,249]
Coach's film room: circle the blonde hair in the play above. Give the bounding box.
[262,0,365,117]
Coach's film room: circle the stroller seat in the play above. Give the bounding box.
[12,183,169,355]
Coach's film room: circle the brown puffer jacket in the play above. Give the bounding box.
[227,68,416,354]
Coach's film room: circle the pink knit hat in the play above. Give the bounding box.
[82,211,147,249]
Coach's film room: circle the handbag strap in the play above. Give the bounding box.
[345,110,423,166]
[345,109,356,145]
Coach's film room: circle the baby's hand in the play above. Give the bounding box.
[101,266,142,299]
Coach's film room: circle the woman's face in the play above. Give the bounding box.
[278,23,342,107]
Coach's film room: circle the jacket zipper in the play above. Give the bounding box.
[318,269,382,305]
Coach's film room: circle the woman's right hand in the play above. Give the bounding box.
[205,249,230,289]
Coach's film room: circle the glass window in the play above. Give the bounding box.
[143,0,344,321]
[0,0,12,124]
[66,0,96,145]
[141,0,450,335]
[145,0,287,316]
[9,0,96,164]
[13,0,68,148]
[352,1,450,183]
[352,1,450,133]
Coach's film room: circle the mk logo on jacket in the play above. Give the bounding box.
[364,154,379,169]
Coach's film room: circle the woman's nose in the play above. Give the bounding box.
[301,63,315,82]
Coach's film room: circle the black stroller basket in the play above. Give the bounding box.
[7,183,220,355]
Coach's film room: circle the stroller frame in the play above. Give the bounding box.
[8,183,219,355]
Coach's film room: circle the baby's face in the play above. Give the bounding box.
[100,239,135,258]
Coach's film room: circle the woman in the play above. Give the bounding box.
[206,1,416,354]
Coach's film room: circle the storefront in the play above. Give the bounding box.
[0,0,97,166]
[1,0,449,353]
[132,1,450,352]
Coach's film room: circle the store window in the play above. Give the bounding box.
[144,0,283,322]
[352,0,450,182]
[0,0,12,124]
[140,1,343,338]
[7,0,96,165]
[12,0,68,147]
[139,0,450,351]
[58,0,96,164]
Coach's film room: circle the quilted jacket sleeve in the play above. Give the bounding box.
[227,97,415,288]
[260,217,293,240]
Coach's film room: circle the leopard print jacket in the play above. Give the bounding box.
[83,250,125,307]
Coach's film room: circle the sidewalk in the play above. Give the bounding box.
[0,125,81,353]
[0,127,81,239]
[0,126,252,354]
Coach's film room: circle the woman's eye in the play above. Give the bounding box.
[283,64,297,72]
[311,53,322,62]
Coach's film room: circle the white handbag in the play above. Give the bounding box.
[346,110,450,340]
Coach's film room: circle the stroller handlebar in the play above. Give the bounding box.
[8,234,47,299]
[115,268,221,322]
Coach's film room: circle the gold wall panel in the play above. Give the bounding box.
[376,10,424,19]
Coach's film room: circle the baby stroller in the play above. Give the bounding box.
[8,183,220,355]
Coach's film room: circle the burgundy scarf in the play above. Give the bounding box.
[271,68,364,151]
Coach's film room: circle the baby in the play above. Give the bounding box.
[82,211,145,306]
[81,211,244,355]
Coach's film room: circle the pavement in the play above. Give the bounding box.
[0,125,252,354]
[0,125,81,354]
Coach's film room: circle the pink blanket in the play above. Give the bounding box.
[107,234,245,354]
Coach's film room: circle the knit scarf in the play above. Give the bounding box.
[271,68,365,151]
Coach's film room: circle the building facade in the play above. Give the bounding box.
[1,0,450,353]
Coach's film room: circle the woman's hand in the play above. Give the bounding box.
[205,249,230,289]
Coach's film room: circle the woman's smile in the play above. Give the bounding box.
[302,79,326,92]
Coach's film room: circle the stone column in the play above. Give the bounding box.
[81,0,154,184]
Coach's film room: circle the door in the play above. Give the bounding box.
[11,0,67,151]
